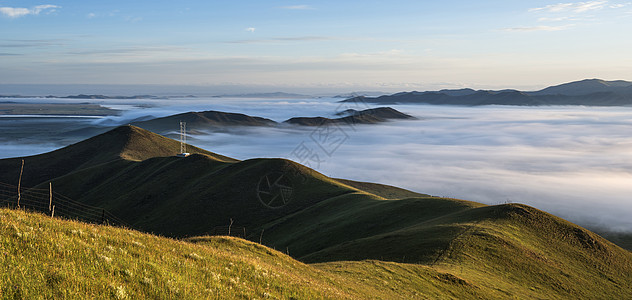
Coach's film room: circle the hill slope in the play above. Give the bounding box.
[0,208,485,299]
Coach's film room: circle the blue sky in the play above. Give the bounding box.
[1,0,631,92]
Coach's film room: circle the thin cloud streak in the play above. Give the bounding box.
[0,4,59,18]
[503,25,575,32]
[530,1,607,13]
[226,36,341,44]
[0,39,67,48]
[280,5,315,10]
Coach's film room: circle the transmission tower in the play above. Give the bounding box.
[178,121,190,157]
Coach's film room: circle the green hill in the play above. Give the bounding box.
[2,125,632,298]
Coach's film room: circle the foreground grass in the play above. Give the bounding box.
[1,208,347,299]
[0,208,486,299]
[3,207,632,299]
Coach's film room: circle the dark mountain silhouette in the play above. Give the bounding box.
[284,107,415,126]
[530,79,632,96]
[132,110,277,133]
[344,79,632,106]
[130,107,415,131]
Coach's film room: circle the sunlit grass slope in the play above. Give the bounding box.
[0,208,492,299]
[3,208,632,299]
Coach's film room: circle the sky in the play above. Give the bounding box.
[1,0,632,92]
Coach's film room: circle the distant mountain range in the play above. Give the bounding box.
[342,79,632,106]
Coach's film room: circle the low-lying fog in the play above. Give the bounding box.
[3,97,632,232]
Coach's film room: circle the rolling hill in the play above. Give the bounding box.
[2,125,632,298]
[131,107,414,133]
[132,110,277,133]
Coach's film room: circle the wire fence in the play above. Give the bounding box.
[0,181,132,228]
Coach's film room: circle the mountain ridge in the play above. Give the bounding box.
[344,79,632,106]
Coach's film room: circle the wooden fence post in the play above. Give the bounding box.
[228,218,233,236]
[49,182,53,212]
[51,205,55,218]
[17,159,24,208]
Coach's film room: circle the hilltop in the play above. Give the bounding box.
[132,110,277,133]
[285,107,416,126]
[345,78,632,106]
[0,125,235,188]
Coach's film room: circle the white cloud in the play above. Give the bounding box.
[503,25,574,32]
[87,13,96,18]
[530,1,607,13]
[538,16,573,21]
[609,2,632,8]
[228,36,340,44]
[245,27,256,33]
[280,5,314,10]
[0,4,59,18]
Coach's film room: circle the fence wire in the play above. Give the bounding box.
[0,181,132,228]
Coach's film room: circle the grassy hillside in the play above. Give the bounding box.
[3,208,632,299]
[0,208,488,299]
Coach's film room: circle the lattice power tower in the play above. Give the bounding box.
[177,121,190,157]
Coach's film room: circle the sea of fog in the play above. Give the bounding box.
[2,97,632,232]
